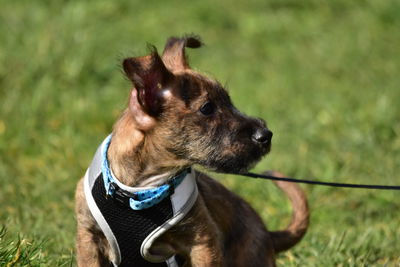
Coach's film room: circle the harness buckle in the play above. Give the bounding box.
[109,182,131,207]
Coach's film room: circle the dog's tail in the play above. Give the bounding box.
[266,171,310,253]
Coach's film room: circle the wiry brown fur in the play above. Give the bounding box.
[75,35,309,266]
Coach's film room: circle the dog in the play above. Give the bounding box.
[75,35,309,267]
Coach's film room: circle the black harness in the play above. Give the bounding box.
[84,136,198,266]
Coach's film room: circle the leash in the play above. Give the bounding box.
[242,172,400,190]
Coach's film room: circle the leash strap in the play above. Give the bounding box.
[243,172,400,190]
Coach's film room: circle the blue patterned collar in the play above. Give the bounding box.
[101,135,189,210]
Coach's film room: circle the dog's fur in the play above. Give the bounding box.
[75,35,309,267]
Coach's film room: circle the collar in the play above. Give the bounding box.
[101,135,190,210]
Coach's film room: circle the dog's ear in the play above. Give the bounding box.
[162,35,202,72]
[123,48,173,121]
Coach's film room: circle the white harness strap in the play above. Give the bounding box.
[84,143,121,266]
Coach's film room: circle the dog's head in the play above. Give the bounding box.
[122,35,272,174]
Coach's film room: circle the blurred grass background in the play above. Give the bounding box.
[1,0,399,265]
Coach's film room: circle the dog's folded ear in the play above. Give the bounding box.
[123,48,173,119]
[162,34,203,72]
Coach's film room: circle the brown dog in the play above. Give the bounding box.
[75,35,309,267]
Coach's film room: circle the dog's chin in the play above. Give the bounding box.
[194,142,271,174]
[216,159,258,174]
[216,163,255,175]
[201,152,269,175]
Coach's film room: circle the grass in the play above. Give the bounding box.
[1,0,400,265]
[0,227,73,266]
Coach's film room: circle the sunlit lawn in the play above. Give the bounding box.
[1,0,400,265]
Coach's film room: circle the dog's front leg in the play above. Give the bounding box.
[164,196,224,267]
[75,178,111,267]
[187,233,223,267]
[76,225,111,267]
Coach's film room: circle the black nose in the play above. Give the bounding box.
[252,128,273,144]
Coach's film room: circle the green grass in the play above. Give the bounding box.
[0,227,73,266]
[1,0,400,265]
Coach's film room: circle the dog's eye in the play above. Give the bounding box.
[200,102,215,116]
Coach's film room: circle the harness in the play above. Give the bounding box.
[84,136,199,266]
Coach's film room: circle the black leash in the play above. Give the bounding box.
[243,172,400,190]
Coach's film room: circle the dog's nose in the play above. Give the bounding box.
[252,128,273,144]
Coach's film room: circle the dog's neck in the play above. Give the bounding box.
[107,110,188,187]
